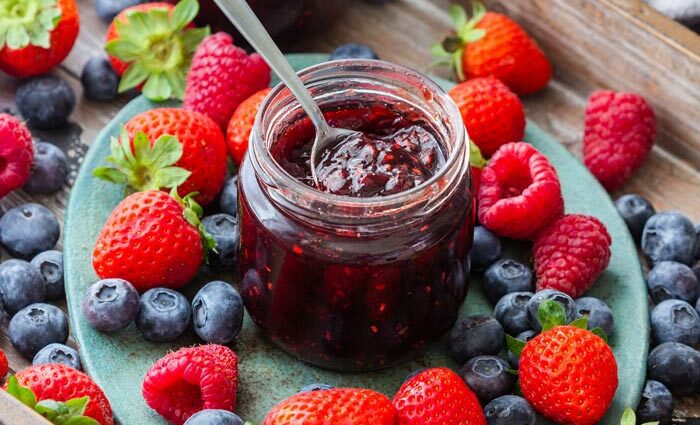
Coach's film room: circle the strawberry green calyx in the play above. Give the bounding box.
[0,0,62,50]
[620,408,658,425]
[105,0,209,101]
[170,188,217,258]
[469,139,487,168]
[431,2,487,81]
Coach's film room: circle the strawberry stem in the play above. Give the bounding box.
[0,0,62,50]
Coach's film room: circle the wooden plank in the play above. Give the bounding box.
[0,391,51,425]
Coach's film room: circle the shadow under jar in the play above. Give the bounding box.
[237,60,474,372]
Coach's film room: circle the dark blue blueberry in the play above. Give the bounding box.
[526,289,577,332]
[184,409,244,425]
[93,0,147,23]
[642,212,697,266]
[651,299,700,346]
[615,194,655,242]
[647,342,700,396]
[82,278,139,332]
[9,303,68,359]
[202,214,238,272]
[449,315,504,364]
[33,343,82,371]
[299,383,334,393]
[0,259,46,315]
[494,291,533,336]
[30,250,64,301]
[0,203,60,260]
[484,395,536,425]
[219,175,238,217]
[471,226,502,271]
[693,261,700,285]
[507,330,537,369]
[16,76,75,130]
[647,261,699,304]
[459,355,514,404]
[329,43,379,61]
[136,288,191,342]
[23,142,69,195]
[484,259,533,303]
[81,56,120,101]
[192,281,244,344]
[636,380,674,425]
[574,297,615,337]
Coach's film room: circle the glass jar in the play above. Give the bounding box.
[237,60,474,371]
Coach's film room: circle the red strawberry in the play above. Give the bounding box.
[142,344,238,425]
[0,0,79,78]
[477,142,563,239]
[0,114,33,198]
[534,214,612,298]
[184,32,271,129]
[449,78,525,157]
[105,0,209,101]
[92,190,215,292]
[4,363,113,425]
[435,3,551,95]
[583,90,656,191]
[0,349,7,378]
[226,87,272,165]
[393,367,486,425]
[263,388,397,425]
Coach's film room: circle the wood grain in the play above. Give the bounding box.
[0,391,51,425]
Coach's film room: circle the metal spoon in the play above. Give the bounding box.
[213,0,359,187]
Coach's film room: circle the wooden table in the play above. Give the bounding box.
[0,0,698,422]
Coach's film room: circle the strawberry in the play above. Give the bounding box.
[105,0,209,101]
[184,32,270,129]
[0,0,79,78]
[92,190,215,292]
[142,344,238,425]
[0,113,33,198]
[583,90,656,191]
[263,388,397,425]
[94,108,228,206]
[434,2,551,95]
[393,367,486,425]
[4,363,113,425]
[0,349,7,378]
[226,87,272,165]
[450,77,525,157]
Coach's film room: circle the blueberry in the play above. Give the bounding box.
[459,355,514,404]
[184,409,244,425]
[642,211,697,266]
[136,288,191,342]
[0,259,46,315]
[527,289,577,332]
[615,194,655,242]
[471,226,502,271]
[636,380,674,425]
[0,203,60,260]
[30,250,64,301]
[192,281,244,344]
[299,383,333,393]
[9,303,68,359]
[647,342,700,395]
[484,395,536,425]
[647,261,699,303]
[329,43,379,60]
[494,291,533,335]
[507,330,537,369]
[202,214,239,271]
[33,343,82,371]
[23,142,69,195]
[574,297,615,337]
[81,57,120,101]
[219,175,238,217]
[449,315,504,364]
[82,279,140,332]
[651,299,700,346]
[16,76,75,130]
[484,259,532,303]
[93,0,146,23]
[696,223,700,259]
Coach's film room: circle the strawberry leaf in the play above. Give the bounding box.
[171,0,199,31]
[143,73,173,103]
[63,418,100,425]
[591,327,609,344]
[34,396,100,425]
[569,316,589,330]
[118,62,150,93]
[505,334,526,356]
[538,300,567,331]
[448,4,467,29]
[0,0,61,50]
[620,407,658,425]
[5,376,37,409]
[469,140,487,168]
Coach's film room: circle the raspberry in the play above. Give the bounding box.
[142,344,238,425]
[477,142,563,239]
[583,91,655,191]
[0,113,33,198]
[533,214,612,298]
[0,349,7,377]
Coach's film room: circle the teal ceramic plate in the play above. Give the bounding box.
[65,54,648,424]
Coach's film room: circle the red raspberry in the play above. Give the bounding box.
[0,113,33,198]
[583,90,655,191]
[533,214,612,298]
[477,142,563,239]
[142,344,238,425]
[0,349,7,377]
[183,32,271,129]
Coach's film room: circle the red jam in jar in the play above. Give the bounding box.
[237,61,474,371]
